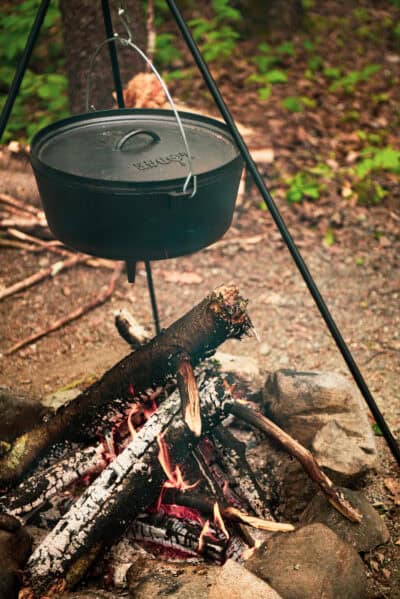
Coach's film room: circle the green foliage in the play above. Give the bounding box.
[282,95,316,112]
[248,41,293,100]
[323,228,335,247]
[0,0,68,143]
[285,172,321,203]
[355,146,400,178]
[329,64,380,93]
[188,0,242,63]
[155,32,183,67]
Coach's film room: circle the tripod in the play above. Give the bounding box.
[1,0,399,466]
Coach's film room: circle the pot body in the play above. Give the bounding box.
[30,109,243,261]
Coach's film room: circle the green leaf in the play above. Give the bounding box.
[282,96,303,112]
[258,86,272,101]
[276,41,295,55]
[264,69,288,84]
[372,423,383,436]
[323,228,335,247]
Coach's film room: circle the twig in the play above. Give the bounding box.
[0,254,89,302]
[7,228,115,270]
[0,217,51,239]
[0,239,37,251]
[0,192,40,216]
[4,262,123,355]
[176,350,202,437]
[229,401,362,523]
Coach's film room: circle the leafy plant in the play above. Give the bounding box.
[329,64,380,93]
[248,41,293,100]
[0,0,68,143]
[355,146,400,178]
[188,0,242,63]
[155,33,183,67]
[285,171,321,203]
[282,95,316,112]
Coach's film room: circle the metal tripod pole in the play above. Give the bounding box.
[101,0,161,335]
[166,0,400,466]
[0,0,51,141]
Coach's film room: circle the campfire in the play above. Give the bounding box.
[0,285,361,598]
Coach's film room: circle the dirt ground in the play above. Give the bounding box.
[0,0,399,595]
[0,142,399,597]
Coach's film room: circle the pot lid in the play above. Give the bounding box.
[32,109,240,184]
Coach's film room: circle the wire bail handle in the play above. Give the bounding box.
[85,5,197,198]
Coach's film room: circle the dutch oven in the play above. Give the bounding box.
[30,108,243,261]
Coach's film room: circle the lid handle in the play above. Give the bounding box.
[116,129,161,151]
[85,30,197,198]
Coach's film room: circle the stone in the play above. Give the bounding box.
[127,557,282,599]
[0,386,50,444]
[245,523,368,599]
[208,559,282,599]
[262,370,377,483]
[0,514,32,599]
[214,351,260,379]
[42,387,81,410]
[299,487,390,553]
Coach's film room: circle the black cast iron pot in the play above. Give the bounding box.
[30,108,243,261]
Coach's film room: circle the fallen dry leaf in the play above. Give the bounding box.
[384,478,400,505]
[162,270,203,285]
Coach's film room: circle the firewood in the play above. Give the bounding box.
[0,285,251,488]
[27,376,233,595]
[114,308,151,349]
[210,426,275,520]
[1,445,106,521]
[176,350,202,437]
[228,402,362,523]
[0,193,40,216]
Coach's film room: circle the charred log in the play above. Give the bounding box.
[27,375,233,595]
[0,285,252,488]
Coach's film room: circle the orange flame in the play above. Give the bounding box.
[213,502,229,539]
[157,433,199,494]
[197,518,212,553]
[242,539,262,561]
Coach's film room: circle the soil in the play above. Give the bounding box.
[0,0,399,596]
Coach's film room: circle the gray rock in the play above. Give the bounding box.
[300,487,390,552]
[127,557,282,599]
[0,386,50,443]
[262,370,377,483]
[0,514,32,599]
[245,523,368,599]
[214,351,260,379]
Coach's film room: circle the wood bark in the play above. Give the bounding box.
[0,285,251,487]
[59,0,147,114]
[27,376,233,595]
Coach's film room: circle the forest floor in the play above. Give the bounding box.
[0,0,399,597]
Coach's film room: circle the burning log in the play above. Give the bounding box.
[0,285,252,487]
[1,445,106,521]
[27,375,233,595]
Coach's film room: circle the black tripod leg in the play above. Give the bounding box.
[166,0,400,466]
[101,0,161,336]
[0,0,51,141]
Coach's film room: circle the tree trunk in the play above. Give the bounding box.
[236,0,303,37]
[59,0,147,114]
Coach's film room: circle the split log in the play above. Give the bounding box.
[1,445,106,521]
[0,285,251,487]
[176,351,202,437]
[210,426,275,520]
[27,375,233,595]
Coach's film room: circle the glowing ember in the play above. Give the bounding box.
[242,539,262,561]
[213,502,229,539]
[128,383,135,396]
[197,518,212,553]
[127,404,140,441]
[158,503,204,526]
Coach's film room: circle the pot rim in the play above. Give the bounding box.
[30,108,242,193]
